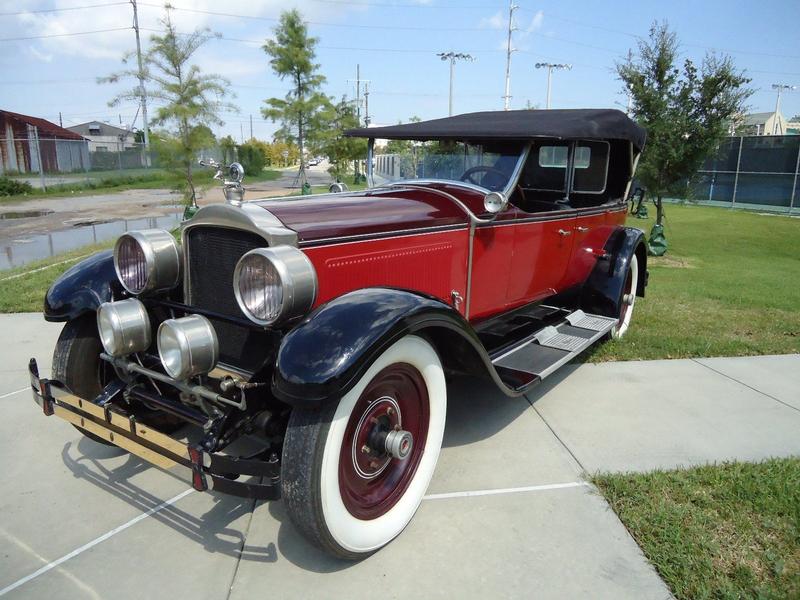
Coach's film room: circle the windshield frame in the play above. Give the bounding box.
[366,138,530,199]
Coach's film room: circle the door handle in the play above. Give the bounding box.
[576,226,589,232]
[557,229,572,236]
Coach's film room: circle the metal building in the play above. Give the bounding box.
[0,110,90,174]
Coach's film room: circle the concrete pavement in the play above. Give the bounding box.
[1,312,798,599]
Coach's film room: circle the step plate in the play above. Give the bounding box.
[537,332,587,352]
[565,310,618,332]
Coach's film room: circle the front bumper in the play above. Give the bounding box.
[28,358,280,500]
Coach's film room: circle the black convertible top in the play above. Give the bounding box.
[346,108,646,151]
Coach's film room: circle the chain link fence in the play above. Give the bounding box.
[685,135,800,213]
[1,137,225,190]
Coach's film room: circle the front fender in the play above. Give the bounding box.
[581,226,647,318]
[44,250,122,322]
[272,288,490,409]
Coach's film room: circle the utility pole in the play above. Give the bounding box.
[130,0,150,165]
[249,114,253,140]
[502,1,518,110]
[364,82,371,126]
[347,65,371,126]
[240,123,244,144]
[535,63,572,109]
[437,52,475,116]
[771,83,796,135]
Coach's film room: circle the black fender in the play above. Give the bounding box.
[44,250,123,322]
[271,288,504,409]
[581,226,647,319]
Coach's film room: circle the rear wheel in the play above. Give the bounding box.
[281,335,447,559]
[611,253,638,339]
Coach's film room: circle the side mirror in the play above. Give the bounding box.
[329,182,349,193]
[483,191,508,215]
[228,162,244,183]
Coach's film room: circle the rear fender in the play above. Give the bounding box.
[271,288,502,409]
[44,250,122,322]
[581,226,647,318]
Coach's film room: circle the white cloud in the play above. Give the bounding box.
[8,0,367,62]
[27,45,53,63]
[526,10,544,33]
[480,11,505,30]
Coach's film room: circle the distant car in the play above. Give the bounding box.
[29,108,647,560]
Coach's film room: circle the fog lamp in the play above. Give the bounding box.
[157,314,218,380]
[96,298,151,357]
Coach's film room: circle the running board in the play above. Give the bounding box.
[490,309,617,392]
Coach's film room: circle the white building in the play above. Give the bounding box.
[66,121,137,152]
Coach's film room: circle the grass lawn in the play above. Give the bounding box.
[1,168,281,204]
[589,204,800,361]
[594,458,800,600]
[0,241,113,313]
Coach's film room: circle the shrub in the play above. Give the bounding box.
[0,176,34,196]
[237,142,266,177]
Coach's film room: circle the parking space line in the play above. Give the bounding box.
[0,488,194,597]
[423,481,588,500]
[0,388,27,400]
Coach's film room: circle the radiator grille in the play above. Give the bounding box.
[185,226,270,370]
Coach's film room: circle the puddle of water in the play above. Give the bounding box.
[0,209,54,220]
[0,212,182,271]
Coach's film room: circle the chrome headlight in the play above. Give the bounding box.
[157,315,218,380]
[96,298,151,357]
[233,246,317,326]
[114,229,180,295]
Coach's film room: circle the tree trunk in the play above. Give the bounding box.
[656,195,664,225]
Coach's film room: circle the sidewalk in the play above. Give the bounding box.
[1,313,797,599]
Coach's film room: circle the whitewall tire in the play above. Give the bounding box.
[611,253,638,339]
[281,335,446,559]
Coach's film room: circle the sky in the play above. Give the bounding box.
[1,0,799,142]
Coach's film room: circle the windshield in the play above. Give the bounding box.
[371,140,524,192]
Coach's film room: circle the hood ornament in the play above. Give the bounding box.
[199,158,246,206]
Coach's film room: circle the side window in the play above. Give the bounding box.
[521,143,570,191]
[572,141,609,193]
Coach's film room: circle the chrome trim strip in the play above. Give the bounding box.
[298,223,468,247]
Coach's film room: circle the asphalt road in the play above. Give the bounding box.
[1,313,799,599]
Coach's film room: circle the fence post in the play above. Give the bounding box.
[731,136,743,208]
[29,125,47,192]
[790,141,800,214]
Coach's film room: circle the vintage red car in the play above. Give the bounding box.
[29,108,647,559]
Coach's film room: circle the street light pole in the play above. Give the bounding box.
[535,62,572,109]
[502,1,518,111]
[437,52,475,116]
[771,83,796,135]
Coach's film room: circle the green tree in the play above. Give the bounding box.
[237,141,266,177]
[219,135,237,164]
[618,22,752,229]
[103,9,235,204]
[318,97,366,182]
[262,10,331,184]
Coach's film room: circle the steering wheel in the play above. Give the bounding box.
[459,165,509,187]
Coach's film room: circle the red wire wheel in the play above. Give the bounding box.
[338,363,429,520]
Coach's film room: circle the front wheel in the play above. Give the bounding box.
[281,335,447,559]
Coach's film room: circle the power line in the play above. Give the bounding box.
[0,27,130,42]
[0,2,127,17]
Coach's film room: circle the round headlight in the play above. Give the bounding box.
[157,315,218,380]
[233,246,317,326]
[114,229,180,295]
[96,298,151,357]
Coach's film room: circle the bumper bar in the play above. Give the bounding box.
[28,358,280,500]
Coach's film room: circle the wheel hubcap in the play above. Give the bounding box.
[339,363,429,520]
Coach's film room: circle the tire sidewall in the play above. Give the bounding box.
[611,253,638,339]
[319,335,446,554]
